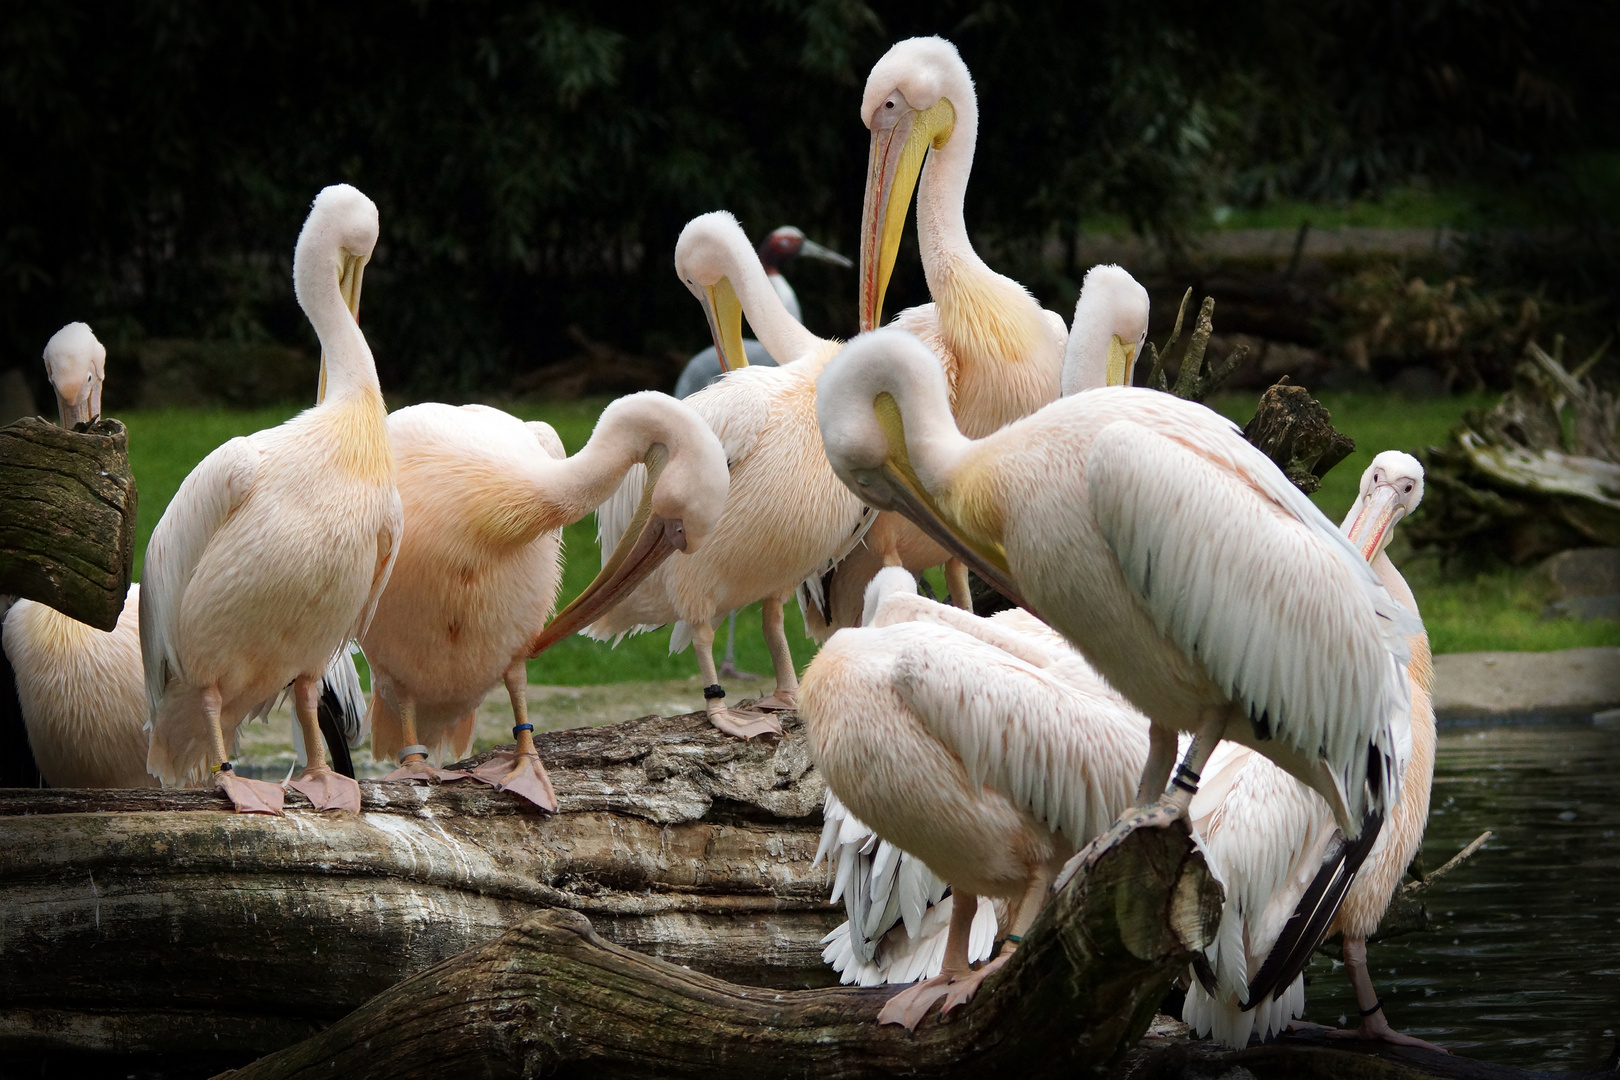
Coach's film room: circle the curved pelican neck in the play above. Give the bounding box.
[1372,550,1420,620]
[729,249,821,364]
[915,87,985,291]
[297,256,378,402]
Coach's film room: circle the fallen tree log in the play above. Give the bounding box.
[0,712,837,1069]
[220,819,1221,1080]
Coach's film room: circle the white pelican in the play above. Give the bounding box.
[802,263,1149,639]
[42,322,106,428]
[141,184,403,815]
[585,212,873,735]
[802,565,1149,1028]
[1184,452,1440,1051]
[815,330,1418,947]
[360,393,727,808]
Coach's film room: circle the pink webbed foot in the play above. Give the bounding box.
[938,953,1012,1017]
[215,769,285,816]
[470,749,558,811]
[1326,1015,1449,1054]
[751,688,798,712]
[383,757,472,783]
[706,706,784,740]
[877,973,955,1032]
[288,765,362,813]
[1052,797,1185,893]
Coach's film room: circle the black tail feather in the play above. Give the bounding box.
[0,635,45,788]
[317,684,356,780]
[1244,809,1385,1008]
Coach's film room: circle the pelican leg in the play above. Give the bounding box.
[752,595,799,711]
[943,559,972,609]
[1325,937,1449,1053]
[879,891,979,1030]
[694,620,782,740]
[716,611,757,680]
[208,684,284,815]
[383,692,470,783]
[940,868,1049,1016]
[470,660,558,811]
[1135,723,1179,804]
[288,675,362,812]
[1054,710,1228,892]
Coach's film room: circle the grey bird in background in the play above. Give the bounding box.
[674,225,851,678]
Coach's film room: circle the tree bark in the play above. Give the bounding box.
[218,819,1220,1080]
[0,713,838,1067]
[0,416,137,631]
[1242,378,1357,495]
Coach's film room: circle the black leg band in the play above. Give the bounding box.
[1171,774,1199,794]
[702,684,726,701]
[1171,762,1201,794]
[1359,999,1384,1017]
[512,723,534,736]
[212,762,233,774]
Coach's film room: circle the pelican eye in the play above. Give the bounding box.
[885,100,895,109]
[1404,483,1414,493]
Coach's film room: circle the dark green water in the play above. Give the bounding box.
[1302,721,1620,1070]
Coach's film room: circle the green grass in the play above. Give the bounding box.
[119,389,1617,688]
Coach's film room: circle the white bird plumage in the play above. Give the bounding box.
[140,184,402,814]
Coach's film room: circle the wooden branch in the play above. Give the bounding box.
[0,713,839,1066]
[1242,378,1356,495]
[1146,289,1249,403]
[0,416,137,631]
[219,820,1220,1080]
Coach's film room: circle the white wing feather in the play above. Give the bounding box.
[140,437,260,722]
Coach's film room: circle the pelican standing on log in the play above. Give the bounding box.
[1184,452,1440,1051]
[585,212,873,735]
[141,184,403,815]
[360,393,727,808]
[815,329,1417,971]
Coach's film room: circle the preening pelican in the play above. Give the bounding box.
[673,225,851,398]
[586,211,873,735]
[803,568,1148,1027]
[361,393,727,809]
[1183,451,1440,1051]
[815,330,1418,947]
[42,322,106,428]
[803,264,1149,637]
[141,184,403,815]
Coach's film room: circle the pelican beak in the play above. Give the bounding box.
[319,250,370,404]
[797,237,853,268]
[524,447,684,656]
[54,378,97,430]
[859,97,956,332]
[1107,335,1139,388]
[1345,485,1404,563]
[700,276,749,372]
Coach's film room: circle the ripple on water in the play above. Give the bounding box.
[1302,721,1620,1069]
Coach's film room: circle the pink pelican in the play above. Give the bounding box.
[360,393,727,808]
[141,185,403,815]
[1184,452,1440,1051]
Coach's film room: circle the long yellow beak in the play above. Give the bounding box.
[859,97,956,332]
[1107,335,1138,388]
[1345,485,1403,563]
[523,446,686,657]
[319,250,369,404]
[701,277,749,372]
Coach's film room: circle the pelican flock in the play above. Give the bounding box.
[5,27,1462,1059]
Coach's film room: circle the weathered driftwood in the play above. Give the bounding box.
[1242,377,1357,495]
[0,415,137,631]
[1146,288,1250,403]
[219,819,1220,1080]
[0,712,838,1067]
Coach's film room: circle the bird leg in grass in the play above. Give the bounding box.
[470,661,558,810]
[693,621,782,739]
[751,595,799,712]
[879,891,980,1030]
[383,694,471,783]
[287,675,362,812]
[207,683,285,815]
[1325,937,1449,1053]
[716,610,757,680]
[1054,710,1226,892]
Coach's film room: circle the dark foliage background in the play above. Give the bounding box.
[1,0,1613,398]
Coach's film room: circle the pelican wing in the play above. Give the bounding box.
[892,624,1147,850]
[873,592,1069,670]
[349,486,403,642]
[140,437,261,720]
[1087,419,1416,822]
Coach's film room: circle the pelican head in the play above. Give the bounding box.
[42,322,106,429]
[1343,451,1425,563]
[758,226,853,273]
[818,328,1026,608]
[859,36,973,332]
[525,391,729,657]
[1063,265,1151,396]
[860,565,919,627]
[296,184,380,401]
[675,211,754,373]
